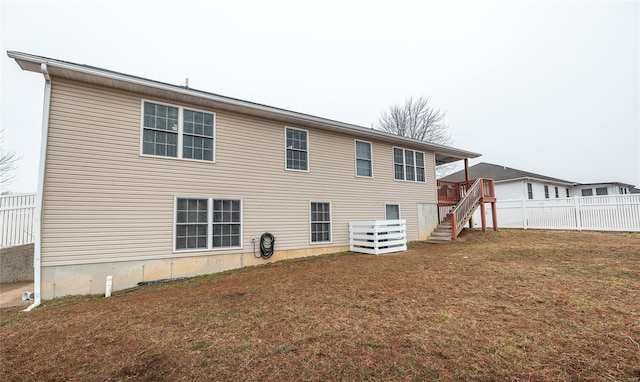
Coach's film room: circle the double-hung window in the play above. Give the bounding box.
[355,140,372,177]
[175,198,208,250]
[142,101,214,161]
[285,127,308,171]
[555,187,559,198]
[212,200,242,248]
[527,183,533,199]
[393,148,425,182]
[310,202,331,243]
[544,185,549,199]
[175,197,242,251]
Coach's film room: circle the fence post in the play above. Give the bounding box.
[573,196,582,231]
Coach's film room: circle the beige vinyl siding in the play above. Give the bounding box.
[42,78,437,266]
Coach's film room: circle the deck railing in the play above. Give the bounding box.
[449,179,483,240]
[438,178,496,239]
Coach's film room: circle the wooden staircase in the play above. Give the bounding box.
[427,204,482,242]
[429,178,497,242]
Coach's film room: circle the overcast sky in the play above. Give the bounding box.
[1,0,638,193]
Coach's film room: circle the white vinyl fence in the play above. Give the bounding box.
[475,194,640,232]
[349,219,407,255]
[1,193,36,247]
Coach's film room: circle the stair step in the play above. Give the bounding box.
[427,236,451,242]
[430,231,452,237]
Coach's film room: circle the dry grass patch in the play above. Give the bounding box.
[1,229,639,381]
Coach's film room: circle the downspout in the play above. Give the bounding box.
[23,63,51,311]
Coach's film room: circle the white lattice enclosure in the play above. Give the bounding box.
[349,219,407,255]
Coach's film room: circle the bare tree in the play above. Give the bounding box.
[377,96,452,145]
[377,96,455,176]
[0,129,18,189]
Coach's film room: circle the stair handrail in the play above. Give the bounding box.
[449,178,483,240]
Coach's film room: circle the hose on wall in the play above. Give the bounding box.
[253,232,275,259]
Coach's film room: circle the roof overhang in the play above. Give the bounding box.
[8,50,480,165]
[495,177,576,186]
[577,182,635,188]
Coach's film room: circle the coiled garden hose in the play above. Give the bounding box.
[253,232,275,259]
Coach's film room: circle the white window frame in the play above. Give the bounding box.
[392,147,426,182]
[141,99,216,163]
[173,196,243,253]
[354,140,373,178]
[309,201,332,244]
[384,203,401,220]
[284,126,309,172]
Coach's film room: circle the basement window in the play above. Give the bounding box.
[385,204,400,220]
[175,197,242,251]
[310,202,331,243]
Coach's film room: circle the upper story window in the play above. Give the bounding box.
[285,127,308,171]
[582,189,593,196]
[544,185,550,199]
[554,186,559,198]
[393,148,425,182]
[355,140,372,177]
[566,188,570,197]
[527,183,533,199]
[142,101,214,161]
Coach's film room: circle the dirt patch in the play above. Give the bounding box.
[1,229,639,381]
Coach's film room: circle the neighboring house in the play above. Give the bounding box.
[441,162,637,228]
[442,162,576,201]
[443,162,636,200]
[10,51,482,302]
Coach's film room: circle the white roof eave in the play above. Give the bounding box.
[8,50,481,164]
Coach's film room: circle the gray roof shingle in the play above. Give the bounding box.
[441,162,576,185]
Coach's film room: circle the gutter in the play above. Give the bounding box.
[23,63,51,311]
